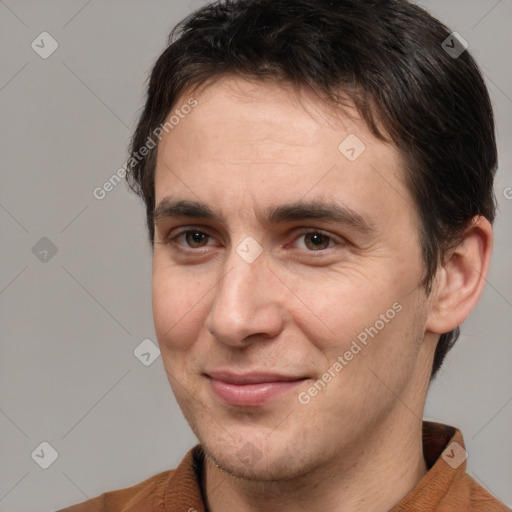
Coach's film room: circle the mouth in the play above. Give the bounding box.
[205,371,308,408]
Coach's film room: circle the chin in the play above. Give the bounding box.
[204,444,301,481]
[196,424,324,482]
[175,387,335,481]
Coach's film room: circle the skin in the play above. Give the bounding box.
[151,76,493,512]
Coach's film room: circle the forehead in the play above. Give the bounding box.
[162,77,365,158]
[154,76,412,228]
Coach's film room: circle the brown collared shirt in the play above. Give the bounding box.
[57,422,510,511]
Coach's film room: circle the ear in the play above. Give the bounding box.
[425,216,493,334]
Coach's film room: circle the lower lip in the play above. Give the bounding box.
[208,378,305,407]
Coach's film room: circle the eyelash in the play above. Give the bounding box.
[164,227,344,258]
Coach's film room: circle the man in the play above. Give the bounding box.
[59,0,509,510]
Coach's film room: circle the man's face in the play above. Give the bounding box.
[152,76,433,480]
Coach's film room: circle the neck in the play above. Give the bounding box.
[203,412,428,512]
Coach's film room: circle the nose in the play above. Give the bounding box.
[204,245,283,348]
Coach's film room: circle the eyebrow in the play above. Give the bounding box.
[153,197,376,235]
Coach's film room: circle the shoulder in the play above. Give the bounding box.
[393,422,510,511]
[450,472,511,511]
[55,445,203,512]
[56,469,174,512]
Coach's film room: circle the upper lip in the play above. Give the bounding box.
[205,371,307,385]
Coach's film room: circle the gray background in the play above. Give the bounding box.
[0,1,510,511]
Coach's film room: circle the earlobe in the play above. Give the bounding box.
[425,216,493,335]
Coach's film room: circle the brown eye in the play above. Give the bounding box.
[184,230,210,248]
[303,232,332,251]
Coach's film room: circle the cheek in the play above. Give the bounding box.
[304,303,422,420]
[151,262,209,352]
[286,269,397,353]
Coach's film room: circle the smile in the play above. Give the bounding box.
[205,371,308,407]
